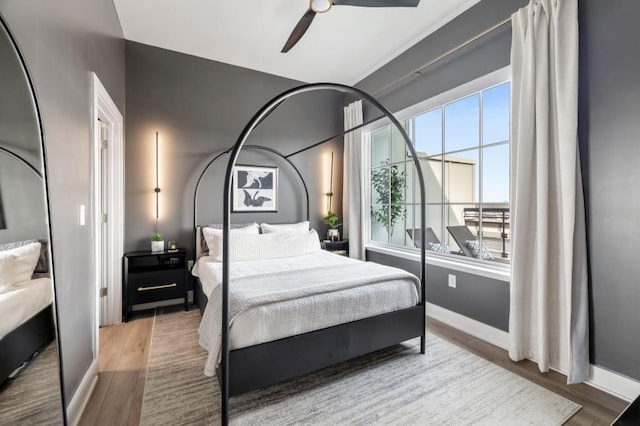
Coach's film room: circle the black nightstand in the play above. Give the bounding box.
[123,249,188,322]
[321,240,349,256]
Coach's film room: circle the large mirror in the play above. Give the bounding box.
[0,14,66,425]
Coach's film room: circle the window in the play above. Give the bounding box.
[367,70,510,265]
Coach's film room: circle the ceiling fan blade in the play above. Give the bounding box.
[333,0,420,7]
[281,9,317,53]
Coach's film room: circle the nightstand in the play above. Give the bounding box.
[321,240,349,256]
[123,249,188,322]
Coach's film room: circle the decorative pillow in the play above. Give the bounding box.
[0,239,37,251]
[199,223,259,256]
[2,242,42,283]
[224,229,321,262]
[427,241,450,254]
[0,239,48,273]
[260,221,309,234]
[0,251,18,293]
[202,223,260,259]
[465,239,493,260]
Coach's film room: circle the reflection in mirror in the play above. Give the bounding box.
[0,14,66,425]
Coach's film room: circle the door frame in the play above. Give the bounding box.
[91,73,124,334]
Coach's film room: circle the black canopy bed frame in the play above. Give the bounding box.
[193,83,427,425]
[0,146,55,386]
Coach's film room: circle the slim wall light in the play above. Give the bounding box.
[326,151,334,213]
[154,131,160,232]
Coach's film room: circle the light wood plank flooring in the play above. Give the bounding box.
[80,310,627,425]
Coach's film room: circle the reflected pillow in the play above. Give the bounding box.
[427,241,450,254]
[0,251,18,293]
[0,239,48,273]
[2,242,42,283]
[202,223,260,260]
[260,221,309,234]
[465,239,493,260]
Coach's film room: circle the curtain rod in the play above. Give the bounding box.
[372,15,512,97]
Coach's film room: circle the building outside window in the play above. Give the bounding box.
[367,70,510,265]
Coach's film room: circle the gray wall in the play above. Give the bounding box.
[125,41,344,260]
[358,0,640,382]
[0,0,125,403]
[367,251,509,331]
[0,23,46,242]
[579,0,640,380]
[356,0,527,117]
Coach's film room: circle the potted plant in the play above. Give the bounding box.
[371,160,407,236]
[324,211,342,242]
[151,231,164,252]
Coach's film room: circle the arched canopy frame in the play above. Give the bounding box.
[220,82,426,425]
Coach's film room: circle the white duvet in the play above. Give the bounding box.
[0,277,52,340]
[196,251,420,377]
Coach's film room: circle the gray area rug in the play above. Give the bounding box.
[0,342,64,425]
[140,310,581,425]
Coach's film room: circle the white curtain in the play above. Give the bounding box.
[343,100,365,260]
[509,0,589,383]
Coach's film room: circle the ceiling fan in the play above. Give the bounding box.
[281,0,421,53]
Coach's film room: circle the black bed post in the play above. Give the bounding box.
[220,83,427,425]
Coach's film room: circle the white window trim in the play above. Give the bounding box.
[364,66,511,274]
[366,243,510,282]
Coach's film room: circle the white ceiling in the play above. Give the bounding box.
[113,0,480,85]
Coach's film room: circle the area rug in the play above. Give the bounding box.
[140,310,581,425]
[0,342,64,425]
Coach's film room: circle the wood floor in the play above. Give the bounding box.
[80,309,628,425]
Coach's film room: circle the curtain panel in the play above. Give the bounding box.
[509,0,589,383]
[343,100,365,260]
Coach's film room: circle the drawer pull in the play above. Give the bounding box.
[138,283,177,292]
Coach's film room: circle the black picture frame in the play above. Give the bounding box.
[232,165,278,212]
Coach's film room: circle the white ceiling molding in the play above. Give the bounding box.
[113,0,481,85]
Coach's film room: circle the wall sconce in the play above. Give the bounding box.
[154,131,160,232]
[326,151,334,213]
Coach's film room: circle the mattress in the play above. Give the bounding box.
[196,250,420,376]
[0,277,52,340]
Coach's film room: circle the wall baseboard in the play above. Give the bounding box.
[426,303,640,403]
[587,364,640,402]
[426,302,509,350]
[66,359,98,426]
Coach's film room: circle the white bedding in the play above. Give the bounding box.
[196,251,420,377]
[0,277,52,340]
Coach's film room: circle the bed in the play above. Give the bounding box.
[193,233,423,392]
[0,241,54,385]
[194,83,427,424]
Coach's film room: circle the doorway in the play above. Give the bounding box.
[91,73,124,331]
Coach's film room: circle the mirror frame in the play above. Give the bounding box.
[0,11,68,425]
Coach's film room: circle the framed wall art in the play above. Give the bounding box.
[232,165,278,212]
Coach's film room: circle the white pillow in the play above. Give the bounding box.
[1,242,41,284]
[0,251,18,293]
[202,223,259,260]
[226,229,321,262]
[260,221,309,234]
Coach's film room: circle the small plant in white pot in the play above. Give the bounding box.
[324,211,342,242]
[151,232,164,252]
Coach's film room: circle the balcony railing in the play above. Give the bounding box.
[463,207,510,259]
